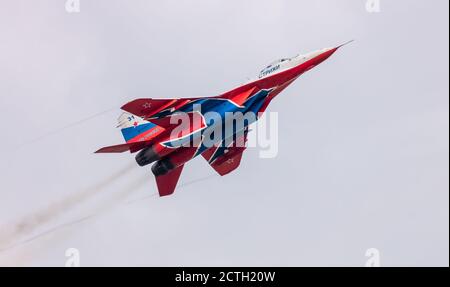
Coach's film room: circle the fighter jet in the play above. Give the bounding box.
[96,43,350,196]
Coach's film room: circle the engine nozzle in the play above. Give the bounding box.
[135,146,160,167]
[151,159,175,176]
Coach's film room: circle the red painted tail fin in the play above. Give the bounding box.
[155,164,184,197]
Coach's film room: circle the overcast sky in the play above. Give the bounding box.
[0,0,448,266]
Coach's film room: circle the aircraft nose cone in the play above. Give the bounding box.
[318,40,353,62]
[314,41,352,64]
[312,47,339,64]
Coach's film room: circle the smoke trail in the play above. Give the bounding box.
[0,173,217,256]
[0,173,149,261]
[0,162,135,249]
[0,171,219,261]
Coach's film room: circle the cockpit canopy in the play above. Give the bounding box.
[259,57,296,78]
[262,58,290,71]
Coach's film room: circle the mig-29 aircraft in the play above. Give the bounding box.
[96,42,350,197]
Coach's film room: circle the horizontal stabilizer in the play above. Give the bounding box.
[95,141,153,154]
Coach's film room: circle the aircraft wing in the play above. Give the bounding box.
[121,98,195,119]
[121,86,258,120]
[201,129,248,176]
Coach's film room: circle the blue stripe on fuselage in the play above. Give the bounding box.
[160,88,274,151]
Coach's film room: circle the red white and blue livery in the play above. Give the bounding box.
[96,43,349,196]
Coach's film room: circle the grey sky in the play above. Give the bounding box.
[0,0,448,266]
